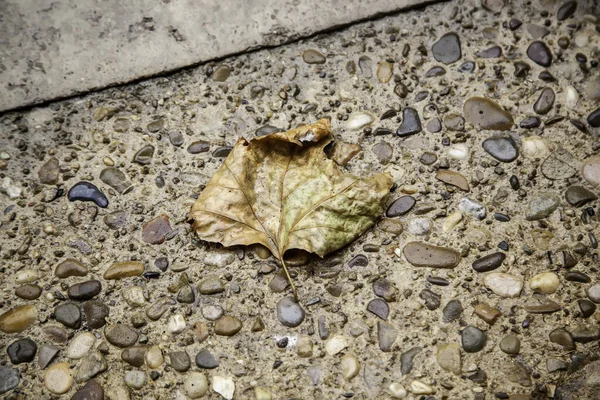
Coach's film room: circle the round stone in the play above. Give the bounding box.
[195,349,219,369]
[483,273,523,298]
[529,272,560,294]
[68,182,108,208]
[533,87,555,115]
[431,32,462,64]
[0,305,38,333]
[565,186,598,206]
[0,366,20,395]
[212,376,235,400]
[169,351,191,372]
[463,97,513,130]
[167,314,186,334]
[386,196,416,217]
[66,332,95,359]
[201,305,224,321]
[214,316,242,336]
[442,299,463,323]
[366,298,389,320]
[341,354,360,380]
[71,380,104,400]
[105,324,139,347]
[44,362,74,394]
[68,280,102,300]
[527,41,553,67]
[541,148,578,180]
[124,370,146,390]
[302,49,326,64]
[587,284,600,303]
[123,286,146,307]
[184,372,208,399]
[403,242,461,269]
[436,343,462,375]
[15,284,42,300]
[499,335,520,355]
[83,301,109,329]
[145,346,163,369]
[482,137,519,162]
[472,252,506,272]
[526,193,560,220]
[7,338,37,364]
[276,297,305,327]
[99,167,132,194]
[396,108,422,137]
[582,157,600,187]
[462,326,487,353]
[55,259,88,278]
[325,335,349,356]
[55,303,82,329]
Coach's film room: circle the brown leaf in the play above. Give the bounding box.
[189,119,392,290]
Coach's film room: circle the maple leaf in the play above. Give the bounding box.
[189,119,392,297]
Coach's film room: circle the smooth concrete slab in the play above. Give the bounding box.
[0,0,436,112]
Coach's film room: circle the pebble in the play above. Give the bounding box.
[104,211,129,230]
[500,335,521,355]
[105,324,139,347]
[407,218,431,235]
[482,136,518,162]
[212,376,235,400]
[0,304,37,333]
[557,1,577,20]
[588,108,600,128]
[212,65,231,81]
[133,144,154,165]
[121,346,147,367]
[443,211,463,232]
[347,113,374,131]
[147,118,165,132]
[123,286,146,307]
[526,192,560,220]
[198,276,225,294]
[565,86,579,109]
[55,259,88,278]
[400,347,421,375]
[458,197,486,219]
[578,299,596,318]
[39,157,59,184]
[410,380,435,395]
[325,335,349,356]
[303,49,326,64]
[582,157,600,187]
[168,131,185,147]
[447,143,469,160]
[195,349,219,369]
[38,344,59,369]
[462,326,487,353]
[146,346,164,369]
[403,242,461,268]
[1,177,21,199]
[442,299,463,323]
[529,272,560,294]
[533,87,555,115]
[255,387,272,400]
[67,332,95,359]
[44,362,74,394]
[83,301,109,329]
[142,214,172,244]
[396,107,422,137]
[436,343,462,375]
[297,335,313,357]
[276,297,305,327]
[426,118,442,133]
[68,182,109,208]
[472,252,505,272]
[7,338,37,364]
[373,279,396,302]
[204,250,235,268]
[169,351,191,372]
[463,97,513,130]
[184,372,208,398]
[341,355,360,380]
[389,383,408,399]
[474,303,502,324]
[521,136,549,158]
[168,314,186,334]
[215,316,243,336]
[124,370,146,390]
[75,351,107,383]
[99,167,133,194]
[377,61,393,83]
[527,41,553,66]
[15,284,42,300]
[419,289,441,310]
[386,196,415,217]
[432,32,462,64]
[72,380,104,400]
[565,186,597,206]
[367,298,389,320]
[104,261,144,279]
[358,56,373,78]
[372,142,393,165]
[477,45,502,58]
[55,303,82,329]
[68,280,102,300]
[549,328,575,351]
[146,297,176,320]
[587,284,600,303]
[484,273,523,298]
[0,367,20,395]
[435,170,470,191]
[542,148,578,180]
[187,141,210,154]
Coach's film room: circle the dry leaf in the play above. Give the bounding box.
[189,119,392,295]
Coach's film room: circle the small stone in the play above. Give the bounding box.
[432,33,462,64]
[184,372,208,398]
[474,303,502,324]
[38,344,59,369]
[7,338,37,364]
[83,301,109,329]
[482,137,519,162]
[215,316,243,336]
[403,242,461,269]
[105,324,139,347]
[147,119,164,133]
[565,186,598,206]
[389,383,408,399]
[373,279,396,302]
[587,284,600,303]
[526,192,560,220]
[462,326,487,353]
[297,335,313,357]
[408,218,431,235]
[341,354,360,380]
[472,252,506,272]
[104,211,129,230]
[578,299,596,318]
[39,157,59,184]
[68,182,108,208]
[124,370,146,390]
[419,289,441,310]
[410,380,435,395]
[133,145,154,165]
[396,108,422,137]
[167,314,186,334]
[477,46,502,58]
[68,280,102,300]
[75,351,107,383]
[71,380,104,400]
[500,335,521,355]
[582,157,600,187]
[463,97,514,130]
[276,297,305,327]
[99,167,132,194]
[400,347,421,375]
[484,273,523,298]
[255,387,272,400]
[557,1,577,20]
[0,366,20,395]
[43,325,70,343]
[542,148,578,180]
[55,303,82,329]
[442,299,463,323]
[435,170,470,191]
[146,297,176,320]
[565,86,579,109]
[204,250,235,267]
[66,332,95,359]
[44,362,74,394]
[303,49,326,64]
[146,346,163,369]
[549,328,575,351]
[377,61,393,83]
[358,55,373,78]
[198,276,225,294]
[177,285,195,303]
[547,358,568,373]
[502,362,531,387]
[195,349,219,369]
[121,345,147,367]
[533,88,555,115]
[426,118,442,133]
[514,61,531,78]
[436,343,462,375]
[372,142,393,165]
[169,351,190,372]
[15,284,42,300]
[123,286,146,308]
[367,298,389,320]
[386,196,415,217]
[325,335,348,355]
[527,41,553,67]
[347,113,374,131]
[0,304,37,333]
[529,272,560,294]
[212,376,235,400]
[168,131,184,147]
[212,65,231,82]
[104,261,144,279]
[142,214,172,244]
[458,197,486,219]
[55,259,88,278]
[187,141,210,154]
[447,143,470,160]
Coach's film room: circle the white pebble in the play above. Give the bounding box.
[168,314,187,334]
[124,370,146,389]
[145,346,164,369]
[443,211,463,232]
[254,387,272,400]
[447,143,470,160]
[184,372,208,399]
[212,376,235,400]
[484,273,523,298]
[14,269,39,284]
[325,335,348,356]
[1,177,21,199]
[522,136,550,159]
[105,385,130,400]
[529,272,560,294]
[346,113,374,131]
[407,218,431,235]
[410,380,435,394]
[341,354,360,380]
[565,86,579,109]
[44,362,74,394]
[459,197,486,220]
[389,383,408,399]
[204,250,235,268]
[123,286,146,307]
[66,332,95,359]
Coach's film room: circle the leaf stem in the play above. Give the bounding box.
[280,258,298,301]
